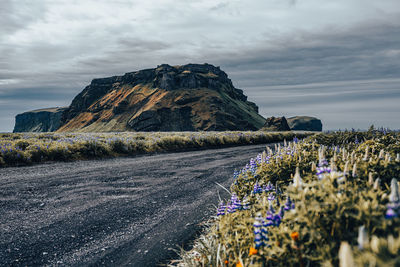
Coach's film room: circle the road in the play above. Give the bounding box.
[0,144,270,266]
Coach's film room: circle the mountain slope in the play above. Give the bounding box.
[57,64,266,132]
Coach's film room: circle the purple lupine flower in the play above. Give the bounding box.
[355,136,359,144]
[386,178,400,219]
[226,202,234,214]
[261,223,269,243]
[232,197,242,211]
[266,204,275,220]
[217,202,226,216]
[264,181,274,192]
[249,158,257,173]
[385,208,397,219]
[254,213,264,248]
[253,183,262,194]
[233,170,239,180]
[275,183,282,195]
[293,137,299,144]
[267,193,275,202]
[273,214,282,226]
[242,196,250,210]
[284,196,294,211]
[278,206,285,218]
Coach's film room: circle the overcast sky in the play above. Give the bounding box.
[1,0,400,132]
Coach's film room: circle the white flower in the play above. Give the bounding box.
[339,242,355,267]
[389,178,399,203]
[370,236,380,253]
[373,178,381,190]
[292,167,303,188]
[357,225,368,250]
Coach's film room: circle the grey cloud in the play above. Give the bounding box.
[0,0,46,37]
[217,24,400,88]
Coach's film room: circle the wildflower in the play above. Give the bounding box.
[236,261,243,267]
[232,197,242,211]
[389,178,399,203]
[368,172,374,185]
[316,161,331,180]
[338,241,355,267]
[242,196,251,210]
[373,178,381,190]
[385,208,397,219]
[370,236,380,253]
[264,181,274,192]
[292,167,303,188]
[249,247,258,256]
[351,163,357,177]
[311,161,316,172]
[253,182,262,194]
[253,212,264,248]
[290,232,299,242]
[267,193,275,203]
[275,183,282,195]
[284,196,294,211]
[357,225,368,250]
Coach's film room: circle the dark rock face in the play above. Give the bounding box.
[13,107,68,133]
[57,63,266,132]
[287,116,322,131]
[260,116,291,131]
[127,107,194,131]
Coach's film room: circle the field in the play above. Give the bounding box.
[173,128,400,266]
[0,131,309,168]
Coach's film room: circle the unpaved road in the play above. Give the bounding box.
[0,144,269,266]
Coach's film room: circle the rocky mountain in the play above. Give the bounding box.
[287,116,322,131]
[55,63,266,132]
[13,107,68,133]
[260,116,291,131]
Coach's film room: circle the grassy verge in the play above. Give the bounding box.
[0,131,311,168]
[173,128,400,266]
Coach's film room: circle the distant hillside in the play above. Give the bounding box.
[13,107,67,133]
[287,116,322,131]
[56,63,266,132]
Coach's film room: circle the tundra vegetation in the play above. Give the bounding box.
[172,127,400,267]
[0,131,306,168]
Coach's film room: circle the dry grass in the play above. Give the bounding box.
[0,131,309,168]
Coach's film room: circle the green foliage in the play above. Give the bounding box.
[173,130,400,266]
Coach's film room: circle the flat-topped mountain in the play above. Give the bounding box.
[54,63,266,132]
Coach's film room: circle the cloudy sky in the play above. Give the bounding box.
[1,0,400,132]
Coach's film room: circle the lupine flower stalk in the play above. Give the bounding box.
[357,225,368,250]
[253,212,264,248]
[292,167,303,188]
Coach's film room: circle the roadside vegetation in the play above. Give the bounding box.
[0,131,308,168]
[173,127,400,266]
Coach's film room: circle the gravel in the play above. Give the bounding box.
[0,144,271,266]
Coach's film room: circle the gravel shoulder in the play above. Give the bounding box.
[0,144,271,266]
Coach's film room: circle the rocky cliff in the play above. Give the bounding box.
[260,116,291,131]
[13,107,68,133]
[56,63,266,132]
[287,116,322,131]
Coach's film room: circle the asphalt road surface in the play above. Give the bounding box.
[0,144,271,266]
